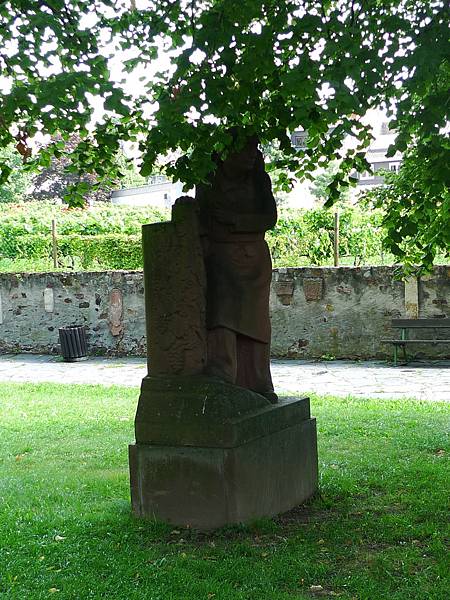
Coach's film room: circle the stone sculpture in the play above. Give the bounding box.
[129,132,318,529]
[185,135,278,401]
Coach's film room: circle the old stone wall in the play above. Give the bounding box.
[0,266,448,359]
[270,266,449,359]
[0,271,146,356]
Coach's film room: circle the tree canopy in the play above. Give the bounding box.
[309,161,350,205]
[360,150,450,274]
[0,0,448,270]
[29,133,112,203]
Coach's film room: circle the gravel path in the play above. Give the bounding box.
[1,354,449,401]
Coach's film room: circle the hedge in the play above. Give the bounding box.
[267,207,384,266]
[0,233,143,270]
[57,234,143,269]
[0,203,168,237]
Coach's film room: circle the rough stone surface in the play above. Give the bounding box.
[131,188,317,528]
[303,277,323,301]
[129,396,318,529]
[142,204,207,376]
[1,266,449,359]
[404,277,419,319]
[108,289,123,336]
[270,266,450,359]
[0,270,146,356]
[274,280,294,306]
[134,376,313,447]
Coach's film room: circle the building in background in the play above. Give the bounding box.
[290,121,403,190]
[355,122,402,189]
[286,120,403,208]
[111,176,183,209]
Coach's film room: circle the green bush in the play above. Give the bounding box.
[0,202,163,270]
[57,234,142,270]
[14,234,53,259]
[1,233,143,270]
[0,202,168,238]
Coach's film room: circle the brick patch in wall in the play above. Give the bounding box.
[108,289,123,336]
[303,278,323,301]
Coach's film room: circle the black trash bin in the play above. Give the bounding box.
[58,325,88,362]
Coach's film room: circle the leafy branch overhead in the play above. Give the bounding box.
[360,146,450,275]
[0,0,448,268]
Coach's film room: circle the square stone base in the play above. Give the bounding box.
[129,407,318,529]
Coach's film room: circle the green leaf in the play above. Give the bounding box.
[0,163,12,184]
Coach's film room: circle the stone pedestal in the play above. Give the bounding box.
[129,375,318,529]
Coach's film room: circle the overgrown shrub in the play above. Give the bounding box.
[0,203,168,238]
[1,233,143,270]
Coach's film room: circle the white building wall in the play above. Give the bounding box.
[111,181,184,209]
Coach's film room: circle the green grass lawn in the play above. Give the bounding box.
[0,383,448,600]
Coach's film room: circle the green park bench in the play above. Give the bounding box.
[382,318,450,366]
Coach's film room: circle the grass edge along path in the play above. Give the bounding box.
[0,382,449,600]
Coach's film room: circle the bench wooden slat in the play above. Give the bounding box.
[391,319,450,329]
[386,318,450,365]
[382,339,450,344]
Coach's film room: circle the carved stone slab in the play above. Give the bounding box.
[142,203,207,376]
[43,287,54,313]
[108,289,123,336]
[303,277,323,301]
[274,280,294,305]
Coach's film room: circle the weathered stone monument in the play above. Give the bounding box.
[129,136,318,528]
